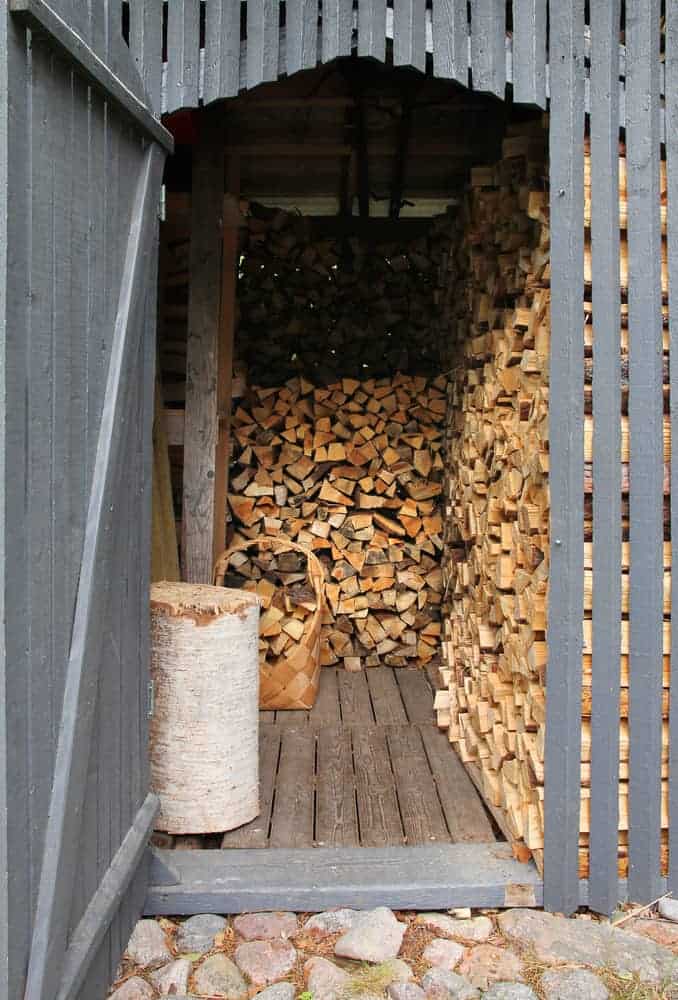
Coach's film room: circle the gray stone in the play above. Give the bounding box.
[482,986,537,1000]
[457,946,523,989]
[422,940,465,971]
[176,914,228,955]
[125,920,173,968]
[421,968,480,1000]
[109,977,155,1000]
[193,954,248,999]
[304,956,351,1000]
[498,909,677,984]
[658,897,678,923]
[415,915,493,943]
[388,984,426,1000]
[234,912,299,941]
[301,909,360,937]
[541,968,610,1000]
[334,907,406,962]
[253,984,296,1000]
[151,958,192,996]
[235,939,297,986]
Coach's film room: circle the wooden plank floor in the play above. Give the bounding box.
[218,667,497,850]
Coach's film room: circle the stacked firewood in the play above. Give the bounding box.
[237,204,453,385]
[435,125,553,867]
[226,373,447,670]
[436,126,671,878]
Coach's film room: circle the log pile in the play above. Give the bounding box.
[436,125,671,878]
[226,373,447,670]
[237,205,453,385]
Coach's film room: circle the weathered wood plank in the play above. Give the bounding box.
[322,0,352,64]
[247,0,279,90]
[221,728,281,849]
[358,0,386,62]
[269,728,316,848]
[432,0,467,83]
[588,0,622,917]
[337,668,374,724]
[395,669,434,723]
[419,726,496,843]
[543,0,586,916]
[286,0,319,75]
[182,115,224,583]
[129,0,162,114]
[204,0,241,103]
[393,0,426,73]
[386,726,450,845]
[353,727,404,847]
[470,0,505,98]
[165,0,200,113]
[365,668,407,724]
[626,0,664,903]
[512,0,547,108]
[316,726,359,847]
[309,668,341,726]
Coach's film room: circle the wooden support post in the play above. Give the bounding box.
[390,99,413,219]
[182,114,224,582]
[213,156,241,565]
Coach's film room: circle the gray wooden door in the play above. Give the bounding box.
[0,2,171,998]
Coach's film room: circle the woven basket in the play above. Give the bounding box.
[214,537,324,710]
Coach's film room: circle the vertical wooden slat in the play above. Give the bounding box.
[129,0,163,114]
[469,0,505,98]
[322,0,353,64]
[166,0,200,114]
[431,0,467,84]
[626,0,664,903]
[358,0,385,62]
[247,0,279,90]
[393,0,426,73]
[287,0,319,74]
[544,0,585,916]
[512,0,546,108]
[588,0,622,917]
[668,0,678,901]
[204,0,241,103]
[181,115,223,583]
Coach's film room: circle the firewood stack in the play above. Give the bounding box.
[237,204,453,386]
[436,124,671,879]
[226,373,447,671]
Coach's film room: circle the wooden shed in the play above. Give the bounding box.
[0,2,676,998]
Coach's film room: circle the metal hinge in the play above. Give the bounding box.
[147,680,155,719]
[159,184,166,222]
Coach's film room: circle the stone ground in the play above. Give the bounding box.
[109,904,678,1000]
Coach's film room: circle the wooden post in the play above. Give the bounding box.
[213,156,240,565]
[182,113,224,582]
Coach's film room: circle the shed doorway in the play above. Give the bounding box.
[151,58,546,877]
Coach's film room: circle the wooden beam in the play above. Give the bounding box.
[182,114,224,583]
[213,156,241,566]
[390,99,414,219]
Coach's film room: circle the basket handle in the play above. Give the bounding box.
[213,537,325,630]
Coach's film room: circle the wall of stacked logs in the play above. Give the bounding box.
[434,122,671,880]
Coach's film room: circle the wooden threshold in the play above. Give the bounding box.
[145,843,543,914]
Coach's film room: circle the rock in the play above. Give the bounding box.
[482,986,537,1000]
[627,916,678,948]
[151,958,192,995]
[422,940,465,971]
[176,914,228,955]
[415,914,493,943]
[658,898,678,923]
[541,968,610,1000]
[235,940,297,986]
[193,954,248,999]
[301,909,360,937]
[234,912,299,941]
[304,956,351,1000]
[109,977,155,1000]
[457,946,523,989]
[125,920,173,968]
[389,984,426,1000]
[253,984,296,1000]
[334,907,406,962]
[421,968,480,1000]
[498,909,676,984]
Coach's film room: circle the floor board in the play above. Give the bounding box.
[166,667,497,850]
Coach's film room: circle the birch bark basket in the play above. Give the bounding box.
[150,582,260,833]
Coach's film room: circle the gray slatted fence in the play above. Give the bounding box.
[588,0,622,918]
[626,0,665,904]
[669,0,678,904]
